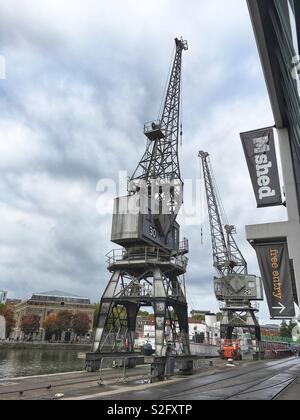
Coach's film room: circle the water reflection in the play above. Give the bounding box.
[0,349,84,378]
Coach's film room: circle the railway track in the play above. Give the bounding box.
[156,358,299,400]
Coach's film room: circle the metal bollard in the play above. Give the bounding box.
[97,357,106,386]
[122,358,128,383]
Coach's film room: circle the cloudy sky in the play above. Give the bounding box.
[0,0,289,323]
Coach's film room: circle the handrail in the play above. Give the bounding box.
[106,247,188,270]
[261,335,296,344]
[98,356,151,386]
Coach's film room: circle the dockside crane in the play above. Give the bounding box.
[86,38,190,372]
[199,151,264,357]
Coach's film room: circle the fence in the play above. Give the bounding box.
[261,336,296,345]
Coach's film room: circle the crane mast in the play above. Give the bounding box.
[131,37,187,185]
[199,151,264,355]
[225,224,248,275]
[130,38,188,224]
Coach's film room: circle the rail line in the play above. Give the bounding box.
[158,357,298,400]
[222,376,296,400]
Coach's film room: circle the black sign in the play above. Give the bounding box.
[240,127,282,208]
[254,241,295,319]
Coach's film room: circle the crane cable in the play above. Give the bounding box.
[184,275,197,313]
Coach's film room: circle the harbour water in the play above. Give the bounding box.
[0,348,85,378]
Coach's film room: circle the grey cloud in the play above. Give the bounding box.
[0,0,282,322]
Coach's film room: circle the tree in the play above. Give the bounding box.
[287,321,297,338]
[43,313,59,340]
[72,312,90,337]
[94,304,127,330]
[0,305,16,338]
[138,311,150,317]
[280,321,289,338]
[43,313,59,341]
[280,320,297,339]
[56,310,73,339]
[216,312,223,322]
[192,315,205,322]
[108,306,128,329]
[20,314,40,339]
[93,303,100,326]
[0,303,4,314]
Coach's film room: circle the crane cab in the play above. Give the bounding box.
[214,274,264,301]
[144,120,165,141]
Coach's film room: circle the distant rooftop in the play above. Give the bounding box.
[6,299,22,306]
[262,324,281,329]
[27,290,91,305]
[190,310,212,315]
[36,290,88,300]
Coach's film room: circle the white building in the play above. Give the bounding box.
[135,314,221,350]
[189,315,220,346]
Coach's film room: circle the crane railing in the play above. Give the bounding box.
[105,248,188,271]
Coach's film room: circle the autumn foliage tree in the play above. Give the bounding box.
[56,310,73,339]
[43,311,85,341]
[42,313,59,341]
[72,312,90,337]
[0,305,16,338]
[20,314,40,339]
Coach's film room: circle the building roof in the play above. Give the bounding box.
[190,310,212,315]
[262,324,281,330]
[36,290,88,300]
[5,299,22,306]
[26,290,91,305]
[188,318,205,324]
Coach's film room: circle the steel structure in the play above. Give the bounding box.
[86,38,190,371]
[199,151,263,346]
[131,37,187,185]
[199,153,247,277]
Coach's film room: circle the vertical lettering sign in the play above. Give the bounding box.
[240,127,282,207]
[254,242,295,319]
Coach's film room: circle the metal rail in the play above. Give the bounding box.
[105,247,188,271]
[159,357,297,400]
[97,356,151,386]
